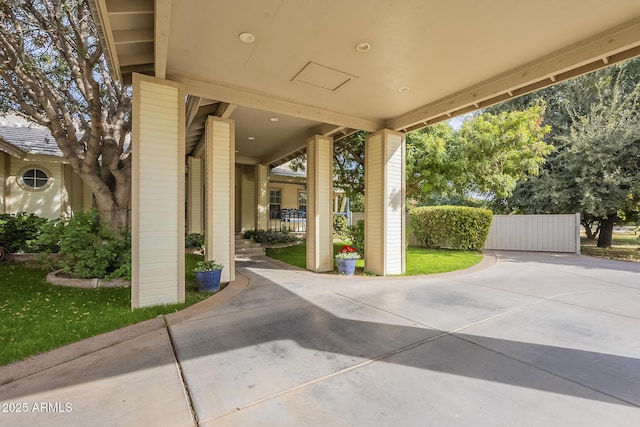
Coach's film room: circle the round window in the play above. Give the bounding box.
[21,168,49,189]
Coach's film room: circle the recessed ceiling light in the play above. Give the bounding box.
[269,117,279,122]
[355,42,371,53]
[247,136,255,140]
[398,86,410,93]
[239,32,256,43]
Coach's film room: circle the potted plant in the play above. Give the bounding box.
[194,260,224,292]
[335,245,360,276]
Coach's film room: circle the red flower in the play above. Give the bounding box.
[340,245,356,253]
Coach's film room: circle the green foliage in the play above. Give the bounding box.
[243,229,299,244]
[406,105,552,202]
[194,260,223,272]
[333,214,349,238]
[185,233,205,249]
[265,241,483,276]
[0,255,210,366]
[409,206,493,250]
[493,58,640,246]
[346,220,365,256]
[0,212,49,253]
[36,211,131,279]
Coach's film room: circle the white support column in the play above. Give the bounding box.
[365,129,406,276]
[255,164,269,230]
[131,74,185,308]
[187,156,203,234]
[306,135,333,272]
[205,116,235,283]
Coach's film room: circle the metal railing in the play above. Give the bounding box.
[269,209,307,232]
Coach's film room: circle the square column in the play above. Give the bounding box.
[131,74,185,308]
[187,156,203,234]
[365,129,406,276]
[204,116,235,283]
[255,164,269,230]
[306,135,333,272]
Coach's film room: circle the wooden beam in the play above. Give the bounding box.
[262,143,307,167]
[155,0,172,79]
[236,156,260,165]
[311,124,346,137]
[388,16,640,131]
[216,103,237,119]
[106,0,153,14]
[113,29,154,44]
[185,96,202,132]
[119,52,154,67]
[172,75,384,132]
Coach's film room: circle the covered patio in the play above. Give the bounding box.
[2,251,640,425]
[88,0,640,307]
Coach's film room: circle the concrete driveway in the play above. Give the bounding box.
[1,251,639,426]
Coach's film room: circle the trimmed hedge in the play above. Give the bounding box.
[409,206,492,250]
[243,229,299,244]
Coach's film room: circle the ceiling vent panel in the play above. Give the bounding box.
[291,62,357,91]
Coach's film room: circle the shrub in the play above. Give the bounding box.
[185,233,204,249]
[0,212,49,253]
[36,210,131,279]
[346,220,365,256]
[333,214,349,238]
[243,229,299,244]
[409,206,492,250]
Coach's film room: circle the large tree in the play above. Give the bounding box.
[489,59,640,247]
[406,104,551,203]
[0,0,131,231]
[306,104,550,206]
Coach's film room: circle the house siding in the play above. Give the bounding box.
[384,132,405,275]
[205,117,235,283]
[132,75,185,308]
[365,132,383,275]
[187,156,203,234]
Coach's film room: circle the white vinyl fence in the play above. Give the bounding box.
[484,214,581,254]
[353,212,581,254]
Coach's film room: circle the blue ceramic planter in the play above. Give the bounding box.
[194,269,222,292]
[337,258,357,276]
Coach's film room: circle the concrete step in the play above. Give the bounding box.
[235,246,266,257]
[235,240,262,249]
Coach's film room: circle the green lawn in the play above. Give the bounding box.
[267,242,483,275]
[581,232,640,262]
[0,254,209,366]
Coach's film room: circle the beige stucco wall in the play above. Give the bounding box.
[63,164,92,215]
[6,157,65,219]
[0,155,91,218]
[237,165,255,232]
[267,182,304,210]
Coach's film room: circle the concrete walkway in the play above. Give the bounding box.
[1,251,640,426]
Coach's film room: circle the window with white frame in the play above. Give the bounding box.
[269,189,281,218]
[20,167,50,190]
[298,191,307,212]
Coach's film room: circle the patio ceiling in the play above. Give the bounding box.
[90,0,640,166]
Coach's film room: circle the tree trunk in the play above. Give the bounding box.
[79,170,131,235]
[582,220,600,240]
[596,214,616,248]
